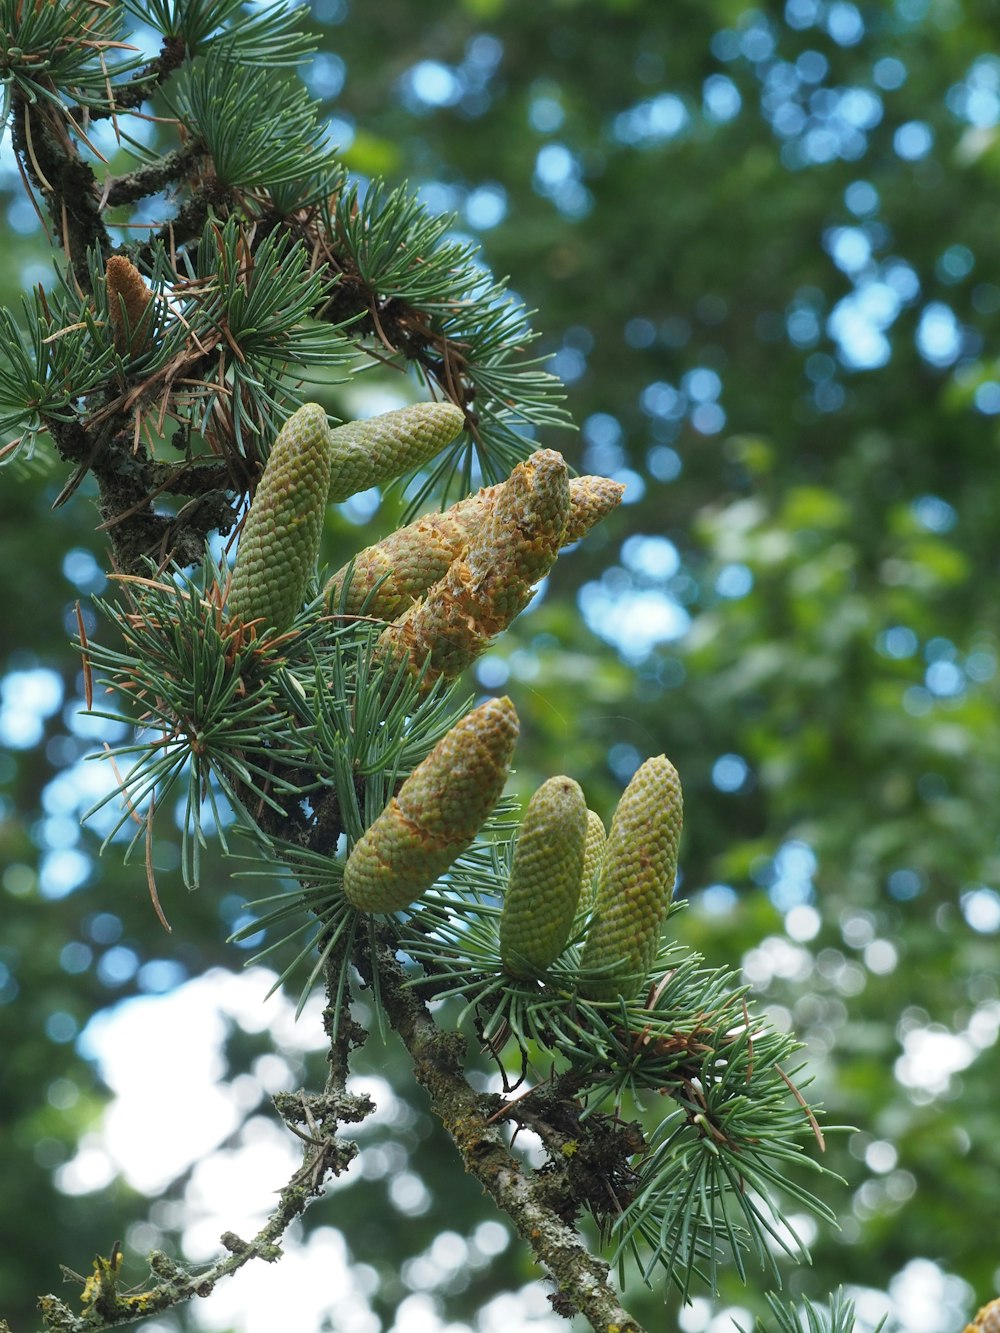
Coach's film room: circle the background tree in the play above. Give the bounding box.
[1,2,999,1332]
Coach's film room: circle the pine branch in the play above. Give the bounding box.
[104,141,206,207]
[357,930,649,1333]
[1,6,846,1327]
[10,98,109,286]
[33,934,372,1333]
[37,1175,331,1333]
[2,3,569,571]
[46,415,238,573]
[73,37,188,119]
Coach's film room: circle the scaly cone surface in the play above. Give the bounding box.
[343,696,519,913]
[327,402,464,503]
[578,756,683,1001]
[577,809,607,914]
[964,1300,1000,1333]
[373,449,570,689]
[325,473,624,621]
[326,507,464,621]
[106,255,154,358]
[227,403,333,634]
[500,776,588,978]
[559,474,628,543]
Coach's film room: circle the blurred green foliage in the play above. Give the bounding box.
[2,1,999,1330]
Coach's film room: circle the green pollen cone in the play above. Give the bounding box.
[374,449,570,690]
[326,507,467,621]
[325,473,622,621]
[500,776,588,978]
[343,696,519,913]
[227,403,333,635]
[328,402,464,503]
[578,809,607,914]
[578,756,683,1001]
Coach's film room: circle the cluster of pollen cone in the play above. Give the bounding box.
[226,402,682,1000]
[346,699,682,1002]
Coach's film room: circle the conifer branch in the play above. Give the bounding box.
[2,10,570,573]
[74,36,188,119]
[10,99,109,284]
[0,6,848,1330]
[32,933,373,1333]
[104,141,206,207]
[358,931,649,1333]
